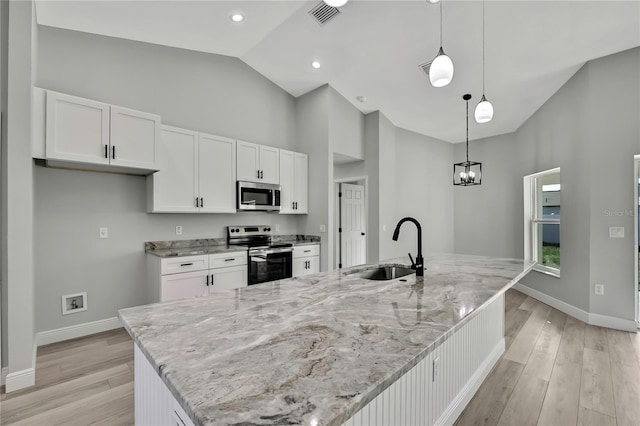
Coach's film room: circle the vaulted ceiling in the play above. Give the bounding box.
[35,1,640,143]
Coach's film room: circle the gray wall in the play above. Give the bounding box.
[455,47,640,322]
[395,128,454,256]
[331,89,364,161]
[296,85,332,271]
[34,27,301,332]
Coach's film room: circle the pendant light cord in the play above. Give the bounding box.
[466,99,469,162]
[439,1,443,46]
[482,0,485,94]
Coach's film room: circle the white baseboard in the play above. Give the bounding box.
[1,366,8,386]
[513,283,636,332]
[36,317,123,347]
[5,367,35,393]
[437,338,505,426]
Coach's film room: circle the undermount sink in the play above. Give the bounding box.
[359,266,416,281]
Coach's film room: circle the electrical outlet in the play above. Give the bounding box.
[99,227,109,239]
[62,292,88,315]
[595,284,604,295]
[432,356,440,382]
[175,226,183,236]
[319,224,326,233]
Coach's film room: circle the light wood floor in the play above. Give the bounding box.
[0,328,134,425]
[0,290,638,426]
[456,290,640,426]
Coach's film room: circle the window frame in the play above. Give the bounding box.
[524,167,561,278]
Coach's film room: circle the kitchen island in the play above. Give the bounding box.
[119,253,534,426]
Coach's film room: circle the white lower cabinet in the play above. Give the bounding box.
[292,244,320,277]
[150,251,247,303]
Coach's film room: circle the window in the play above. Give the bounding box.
[524,168,560,277]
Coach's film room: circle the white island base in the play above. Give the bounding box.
[134,294,505,426]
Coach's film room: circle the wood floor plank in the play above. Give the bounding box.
[577,406,616,426]
[518,296,540,311]
[521,308,567,381]
[583,325,608,352]
[554,315,586,366]
[537,360,582,426]
[497,371,548,426]
[505,289,528,314]
[579,347,615,417]
[503,302,551,364]
[606,328,638,367]
[609,353,640,426]
[630,330,640,368]
[455,359,525,426]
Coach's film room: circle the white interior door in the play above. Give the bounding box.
[340,183,366,268]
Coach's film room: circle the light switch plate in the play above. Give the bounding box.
[99,227,109,239]
[319,224,326,233]
[175,226,183,236]
[609,226,624,238]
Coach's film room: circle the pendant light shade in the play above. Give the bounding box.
[429,1,454,88]
[429,47,454,88]
[474,94,494,123]
[323,0,349,7]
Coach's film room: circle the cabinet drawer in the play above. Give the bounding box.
[293,244,319,259]
[209,251,247,268]
[161,255,208,275]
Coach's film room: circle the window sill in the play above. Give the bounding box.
[533,264,560,278]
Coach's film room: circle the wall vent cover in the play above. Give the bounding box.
[309,1,341,25]
[419,60,433,78]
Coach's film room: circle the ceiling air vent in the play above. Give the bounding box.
[309,1,341,25]
[419,60,433,78]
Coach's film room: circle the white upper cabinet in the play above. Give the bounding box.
[147,126,198,213]
[198,133,236,213]
[258,145,280,184]
[236,140,279,184]
[44,90,159,174]
[110,106,160,169]
[279,150,308,214]
[147,126,236,214]
[46,91,110,165]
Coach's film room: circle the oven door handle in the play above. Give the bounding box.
[250,248,293,256]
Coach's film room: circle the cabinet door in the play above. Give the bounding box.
[110,106,160,169]
[198,134,236,213]
[293,153,308,214]
[210,266,247,292]
[45,91,110,165]
[236,140,260,182]
[259,145,280,184]
[160,270,208,302]
[149,126,198,212]
[292,257,307,278]
[306,256,320,275]
[279,150,295,214]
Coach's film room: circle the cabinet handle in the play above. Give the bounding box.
[112,145,116,160]
[260,170,264,179]
[180,262,193,267]
[206,275,209,286]
[104,145,108,158]
[195,197,199,208]
[211,274,214,286]
[295,202,298,210]
[225,258,235,262]
[200,197,204,207]
[257,170,260,179]
[304,250,311,253]
[292,202,295,209]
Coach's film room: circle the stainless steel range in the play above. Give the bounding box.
[227,225,293,285]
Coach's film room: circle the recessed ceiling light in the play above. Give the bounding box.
[428,0,441,3]
[230,13,244,23]
[311,61,321,69]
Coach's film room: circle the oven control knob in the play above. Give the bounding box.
[235,228,240,233]
[230,229,235,233]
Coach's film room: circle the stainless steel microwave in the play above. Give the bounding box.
[237,181,281,211]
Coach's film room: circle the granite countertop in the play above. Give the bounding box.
[145,235,321,258]
[119,253,534,426]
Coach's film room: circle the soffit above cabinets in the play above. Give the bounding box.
[35,1,640,144]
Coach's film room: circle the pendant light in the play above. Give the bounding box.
[323,0,349,7]
[475,0,494,123]
[429,1,454,88]
[454,94,482,186]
